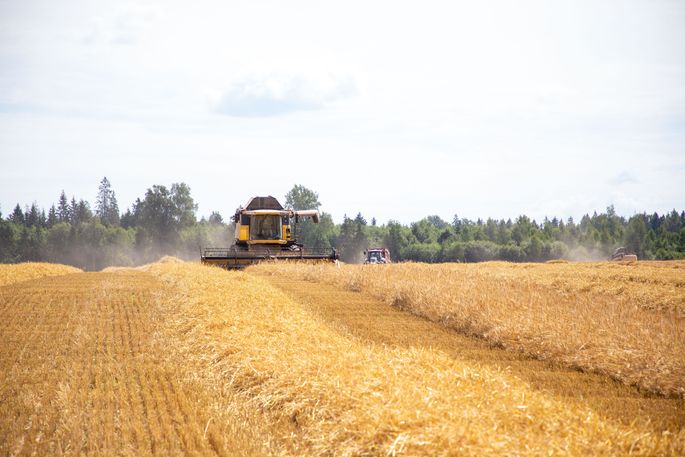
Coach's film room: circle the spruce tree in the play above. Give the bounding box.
[95,177,120,226]
[47,205,57,227]
[10,204,25,225]
[26,203,40,227]
[70,197,79,224]
[58,191,70,223]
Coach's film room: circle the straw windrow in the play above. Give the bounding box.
[249,261,685,399]
[0,262,81,286]
[146,261,685,455]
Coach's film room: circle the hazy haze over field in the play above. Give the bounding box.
[0,0,683,224]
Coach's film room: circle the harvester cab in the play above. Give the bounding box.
[364,248,391,264]
[201,196,338,269]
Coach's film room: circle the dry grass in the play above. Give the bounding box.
[145,261,685,455]
[249,261,685,398]
[0,262,81,287]
[3,259,684,455]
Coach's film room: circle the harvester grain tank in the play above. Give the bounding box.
[201,196,338,269]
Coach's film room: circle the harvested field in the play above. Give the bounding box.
[1,259,684,455]
[253,271,685,433]
[249,261,685,398]
[0,270,241,456]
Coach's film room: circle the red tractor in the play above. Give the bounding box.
[364,248,392,264]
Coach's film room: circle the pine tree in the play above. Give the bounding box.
[121,208,136,229]
[70,197,79,224]
[73,199,92,225]
[26,203,40,227]
[95,177,120,226]
[58,191,70,223]
[47,205,58,227]
[9,204,25,225]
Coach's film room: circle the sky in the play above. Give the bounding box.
[1,0,684,225]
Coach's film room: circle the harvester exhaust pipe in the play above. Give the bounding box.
[293,210,320,223]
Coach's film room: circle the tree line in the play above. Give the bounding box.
[1,181,684,269]
[285,185,685,263]
[0,178,230,270]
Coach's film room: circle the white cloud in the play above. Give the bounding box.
[211,72,356,117]
[609,171,639,186]
[1,0,684,223]
[82,4,157,45]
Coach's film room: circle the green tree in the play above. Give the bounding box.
[135,183,198,253]
[411,218,439,243]
[121,203,139,229]
[307,212,338,249]
[208,211,223,224]
[71,199,93,225]
[425,215,449,230]
[46,205,57,228]
[57,191,70,223]
[441,240,465,262]
[17,226,46,261]
[624,215,648,258]
[9,204,25,225]
[499,243,524,262]
[512,215,535,245]
[25,203,42,228]
[95,177,120,226]
[46,222,72,264]
[403,242,441,262]
[523,235,543,261]
[353,219,369,254]
[170,183,197,228]
[285,184,323,247]
[284,184,321,211]
[384,221,411,261]
[0,219,20,261]
[463,240,499,262]
[334,213,372,262]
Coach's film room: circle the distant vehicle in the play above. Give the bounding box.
[611,247,637,262]
[364,248,391,264]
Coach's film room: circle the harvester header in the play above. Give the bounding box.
[201,196,338,269]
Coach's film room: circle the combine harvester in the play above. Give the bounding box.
[611,247,638,262]
[201,196,339,269]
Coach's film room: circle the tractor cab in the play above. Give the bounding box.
[364,248,391,264]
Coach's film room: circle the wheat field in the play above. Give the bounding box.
[250,261,685,399]
[1,259,684,455]
[0,262,81,287]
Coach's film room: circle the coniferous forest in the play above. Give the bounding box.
[1,180,683,270]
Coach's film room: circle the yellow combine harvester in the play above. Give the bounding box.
[201,196,338,269]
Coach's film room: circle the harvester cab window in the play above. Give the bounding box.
[250,215,282,240]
